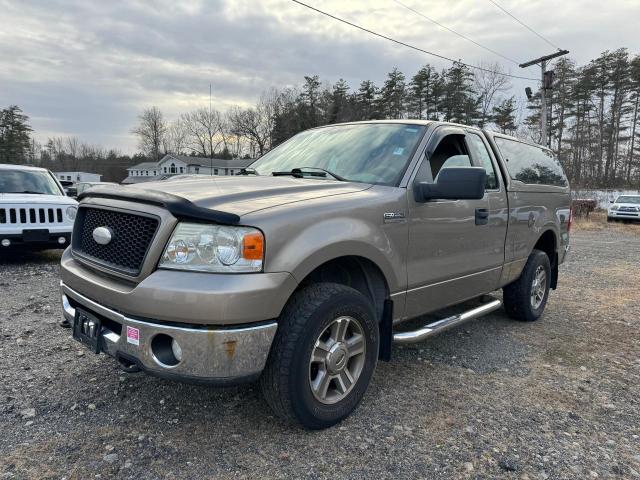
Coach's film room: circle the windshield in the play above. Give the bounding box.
[616,195,640,204]
[251,123,427,185]
[0,169,63,195]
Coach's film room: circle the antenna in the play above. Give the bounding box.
[209,83,213,175]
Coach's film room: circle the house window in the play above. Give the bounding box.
[180,167,184,173]
[195,167,200,174]
[164,167,167,173]
[170,163,176,174]
[214,168,219,175]
[67,176,71,181]
[154,170,157,176]
[146,171,149,175]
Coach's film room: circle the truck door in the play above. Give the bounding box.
[404,127,509,319]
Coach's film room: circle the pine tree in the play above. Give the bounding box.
[356,80,379,120]
[301,75,322,128]
[328,78,350,123]
[378,68,406,119]
[441,63,479,124]
[627,56,640,184]
[0,105,33,164]
[407,65,438,120]
[548,57,576,162]
[492,97,517,134]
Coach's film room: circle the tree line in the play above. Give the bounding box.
[2,47,639,187]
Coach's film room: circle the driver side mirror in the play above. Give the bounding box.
[414,167,486,202]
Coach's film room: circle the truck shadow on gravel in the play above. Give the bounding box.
[0,248,63,265]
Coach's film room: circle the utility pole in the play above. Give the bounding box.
[520,50,569,146]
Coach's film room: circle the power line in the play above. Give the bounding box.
[290,0,539,81]
[486,0,562,51]
[390,0,521,66]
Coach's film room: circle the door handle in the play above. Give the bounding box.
[475,208,489,225]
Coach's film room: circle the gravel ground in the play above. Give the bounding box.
[1,225,639,479]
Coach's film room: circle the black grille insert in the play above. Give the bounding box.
[72,207,159,276]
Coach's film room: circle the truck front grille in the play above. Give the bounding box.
[72,207,159,276]
[0,207,63,224]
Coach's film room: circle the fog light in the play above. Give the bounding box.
[171,339,183,362]
[1,239,10,247]
[58,237,66,245]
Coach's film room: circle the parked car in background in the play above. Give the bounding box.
[608,194,640,222]
[60,121,571,428]
[0,164,78,249]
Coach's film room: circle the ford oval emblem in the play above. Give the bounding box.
[92,226,113,245]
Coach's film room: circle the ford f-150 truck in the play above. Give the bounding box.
[60,121,571,429]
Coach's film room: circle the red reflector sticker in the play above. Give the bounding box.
[126,326,140,346]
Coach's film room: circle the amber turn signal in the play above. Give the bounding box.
[242,232,264,260]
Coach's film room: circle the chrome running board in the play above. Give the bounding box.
[393,297,502,345]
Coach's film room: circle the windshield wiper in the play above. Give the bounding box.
[272,167,346,181]
[238,167,260,175]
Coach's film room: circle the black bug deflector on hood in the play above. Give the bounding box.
[78,185,240,225]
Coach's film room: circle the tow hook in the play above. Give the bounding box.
[116,353,142,373]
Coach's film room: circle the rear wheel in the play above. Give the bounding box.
[503,249,551,322]
[260,283,379,429]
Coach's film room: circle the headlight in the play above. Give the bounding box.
[610,204,619,211]
[159,223,264,273]
[66,206,78,220]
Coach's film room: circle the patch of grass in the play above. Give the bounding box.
[572,209,640,233]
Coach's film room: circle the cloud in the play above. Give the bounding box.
[0,0,638,153]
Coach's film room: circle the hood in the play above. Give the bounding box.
[612,201,640,209]
[0,193,78,205]
[124,176,372,216]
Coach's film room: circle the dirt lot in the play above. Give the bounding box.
[1,222,639,479]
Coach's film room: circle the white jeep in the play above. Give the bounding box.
[0,164,78,249]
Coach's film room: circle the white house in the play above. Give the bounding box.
[122,154,253,184]
[54,171,102,183]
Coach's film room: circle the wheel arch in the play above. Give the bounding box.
[294,254,391,323]
[532,228,559,289]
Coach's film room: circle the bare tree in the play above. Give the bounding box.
[474,62,511,128]
[227,91,276,157]
[164,120,188,155]
[65,137,80,170]
[131,106,167,160]
[181,108,225,158]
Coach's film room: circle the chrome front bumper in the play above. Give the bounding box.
[60,282,278,384]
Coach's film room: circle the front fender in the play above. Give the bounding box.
[266,216,405,294]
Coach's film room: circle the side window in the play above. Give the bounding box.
[466,133,498,189]
[416,134,470,183]
[495,137,568,187]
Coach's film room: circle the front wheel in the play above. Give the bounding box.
[260,283,379,429]
[503,249,551,322]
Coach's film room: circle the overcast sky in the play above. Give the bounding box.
[1,0,638,154]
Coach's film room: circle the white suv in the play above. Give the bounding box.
[608,194,640,222]
[0,164,78,249]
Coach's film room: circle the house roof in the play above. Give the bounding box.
[127,162,159,170]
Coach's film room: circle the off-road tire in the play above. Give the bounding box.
[260,283,379,429]
[503,249,551,322]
